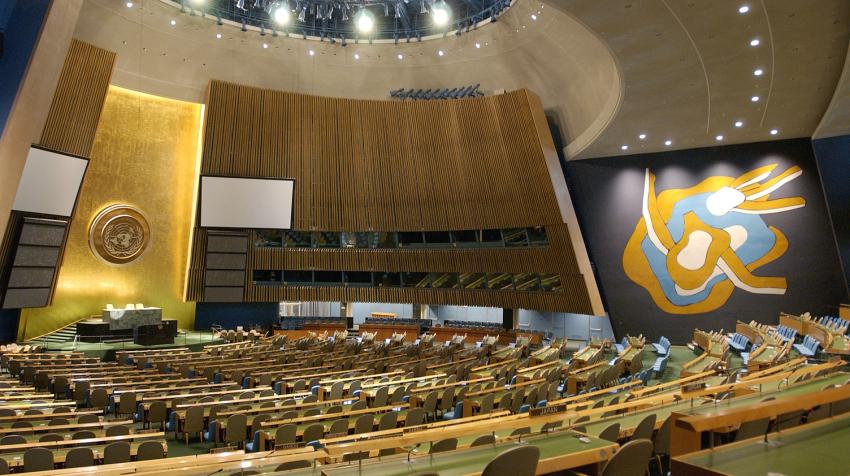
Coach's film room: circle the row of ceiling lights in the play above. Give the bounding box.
[619,3,780,153]
[132,1,541,60]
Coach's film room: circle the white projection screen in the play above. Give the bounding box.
[200,176,294,229]
[12,146,88,217]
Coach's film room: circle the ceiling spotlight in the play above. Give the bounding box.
[397,53,403,60]
[738,5,750,13]
[170,19,176,26]
[308,49,315,56]
[621,145,628,151]
[530,14,537,20]
[753,68,764,76]
[432,2,451,26]
[735,120,743,127]
[216,33,222,39]
[638,133,647,140]
[475,42,481,48]
[664,140,672,146]
[354,53,360,59]
[126,2,133,7]
[750,38,760,46]
[716,135,724,141]
[262,43,268,48]
[438,50,444,56]
[356,10,374,33]
[273,6,291,25]
[770,128,779,135]
[751,95,760,102]
[190,0,206,5]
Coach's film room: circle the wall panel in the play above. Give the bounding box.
[189,81,594,314]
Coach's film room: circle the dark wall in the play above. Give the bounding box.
[0,0,50,136]
[194,302,279,331]
[568,138,848,343]
[0,309,19,344]
[812,134,850,297]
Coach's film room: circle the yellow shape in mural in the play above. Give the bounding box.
[623,165,805,314]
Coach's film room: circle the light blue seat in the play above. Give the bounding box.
[728,333,749,352]
[793,336,819,357]
[245,430,263,453]
[652,337,670,355]
[614,337,628,354]
[441,401,464,420]
[652,355,669,377]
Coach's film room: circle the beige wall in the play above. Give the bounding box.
[19,86,203,340]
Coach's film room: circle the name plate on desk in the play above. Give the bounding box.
[101,307,162,330]
[529,404,567,417]
[681,382,707,394]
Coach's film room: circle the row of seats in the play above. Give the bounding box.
[818,315,849,333]
[652,336,671,355]
[443,320,502,329]
[774,325,798,342]
[388,84,483,101]
[4,441,165,473]
[794,336,821,357]
[363,318,432,327]
[276,316,347,330]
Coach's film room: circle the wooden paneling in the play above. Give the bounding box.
[190,81,594,313]
[38,39,115,157]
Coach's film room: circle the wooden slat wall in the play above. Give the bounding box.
[38,39,116,157]
[189,81,593,313]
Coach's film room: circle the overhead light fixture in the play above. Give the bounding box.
[638,133,647,140]
[475,42,481,48]
[738,5,750,13]
[273,5,291,25]
[753,68,764,76]
[356,10,374,33]
[751,95,760,102]
[716,135,724,141]
[262,43,268,48]
[126,2,133,7]
[432,2,451,26]
[236,0,246,9]
[750,38,760,46]
[438,50,444,56]
[354,53,360,59]
[308,49,315,56]
[170,19,177,26]
[530,14,537,20]
[664,140,672,146]
[397,53,404,60]
[770,128,779,135]
[735,120,743,127]
[190,0,206,5]
[621,145,628,151]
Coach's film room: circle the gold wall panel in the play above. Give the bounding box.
[20,86,203,340]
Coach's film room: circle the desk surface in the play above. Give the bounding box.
[672,413,850,476]
[322,430,616,476]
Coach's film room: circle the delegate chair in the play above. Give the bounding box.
[104,441,131,464]
[137,441,165,461]
[429,438,458,454]
[482,445,540,476]
[65,448,94,468]
[652,337,671,356]
[23,448,54,472]
[601,439,653,476]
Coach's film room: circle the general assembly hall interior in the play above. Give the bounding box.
[0,0,849,474]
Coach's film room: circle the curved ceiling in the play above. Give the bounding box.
[72,0,849,159]
[73,0,621,156]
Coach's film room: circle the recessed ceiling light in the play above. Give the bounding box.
[735,120,744,127]
[621,145,629,151]
[170,19,176,26]
[770,128,779,135]
[432,3,451,26]
[126,1,133,7]
[753,68,764,76]
[273,6,291,25]
[751,95,760,102]
[750,38,760,46]
[716,135,724,141]
[531,14,537,20]
[216,33,222,39]
[308,50,315,56]
[664,140,673,146]
[438,50,444,56]
[475,43,481,48]
[738,5,750,13]
[356,11,374,33]
[638,133,647,140]
[354,53,360,60]
[262,43,268,49]
[397,53,404,60]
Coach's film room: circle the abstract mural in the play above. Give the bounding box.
[623,164,806,314]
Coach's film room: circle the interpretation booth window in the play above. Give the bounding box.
[251,270,563,293]
[254,227,549,250]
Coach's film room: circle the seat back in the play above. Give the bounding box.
[136,441,165,461]
[24,448,53,472]
[274,424,298,445]
[482,445,539,476]
[225,414,247,444]
[598,422,620,442]
[631,413,657,441]
[429,437,458,454]
[65,448,94,468]
[601,439,653,476]
[103,441,131,464]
